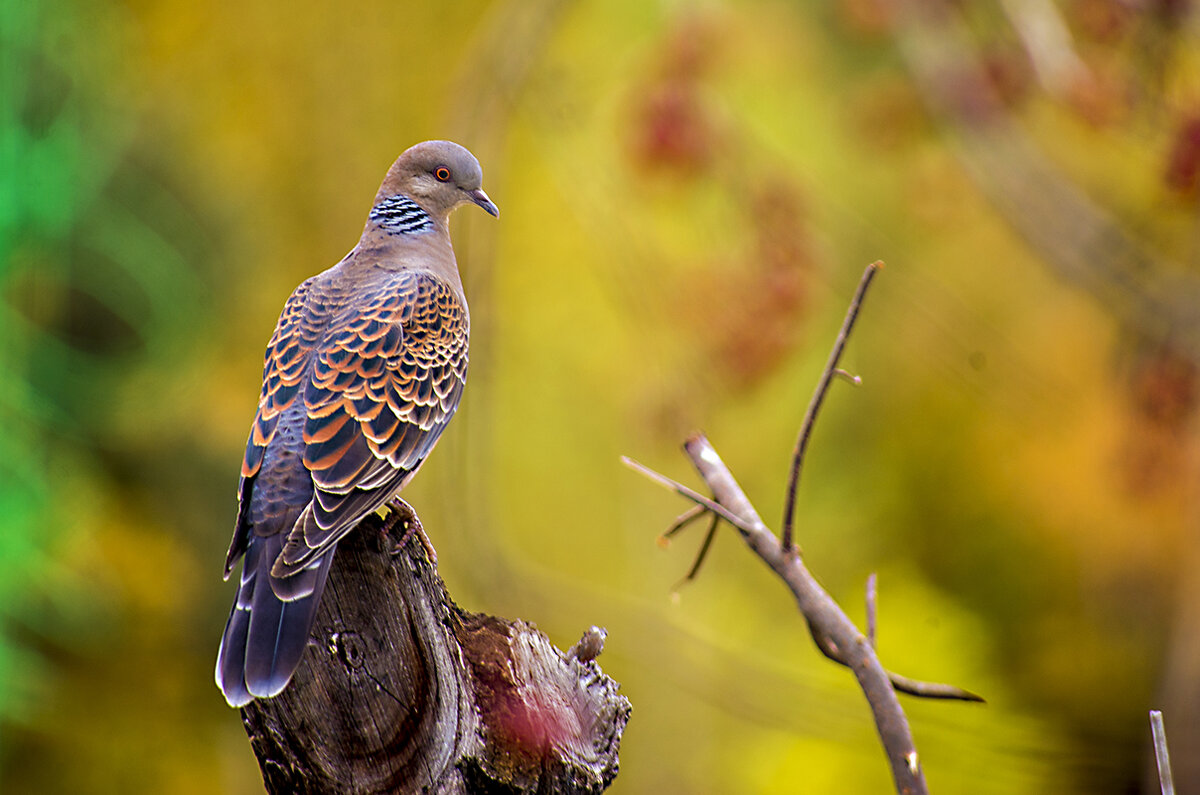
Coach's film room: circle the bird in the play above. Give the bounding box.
[216,140,498,707]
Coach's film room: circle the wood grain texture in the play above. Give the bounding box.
[240,512,629,794]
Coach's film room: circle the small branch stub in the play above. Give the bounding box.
[1151,710,1176,795]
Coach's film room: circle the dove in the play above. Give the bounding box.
[216,140,498,707]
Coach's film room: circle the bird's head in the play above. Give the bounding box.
[378,140,499,219]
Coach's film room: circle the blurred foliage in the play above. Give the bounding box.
[2,0,1200,792]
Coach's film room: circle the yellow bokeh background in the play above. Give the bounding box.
[3,1,1199,792]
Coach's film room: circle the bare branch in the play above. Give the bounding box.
[806,602,983,702]
[781,261,882,552]
[626,264,983,792]
[1151,710,1176,795]
[680,434,930,794]
[621,456,758,535]
[661,503,707,542]
[678,511,721,584]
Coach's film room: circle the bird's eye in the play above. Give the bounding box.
[435,167,451,182]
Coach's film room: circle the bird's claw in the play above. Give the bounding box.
[382,497,438,565]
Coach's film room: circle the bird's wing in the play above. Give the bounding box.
[273,270,468,576]
[223,277,323,577]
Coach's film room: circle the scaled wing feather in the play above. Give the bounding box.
[272,271,467,575]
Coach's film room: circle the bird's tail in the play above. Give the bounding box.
[215,533,334,707]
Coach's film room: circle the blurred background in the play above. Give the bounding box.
[3,0,1199,792]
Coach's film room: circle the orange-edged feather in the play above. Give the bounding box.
[264,270,467,577]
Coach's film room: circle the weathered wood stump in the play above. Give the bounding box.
[240,511,630,794]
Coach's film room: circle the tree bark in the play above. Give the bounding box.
[240,512,630,794]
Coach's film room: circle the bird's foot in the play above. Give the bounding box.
[382,497,438,565]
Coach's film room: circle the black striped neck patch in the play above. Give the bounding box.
[369,195,434,236]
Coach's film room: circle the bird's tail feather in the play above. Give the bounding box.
[215,534,335,707]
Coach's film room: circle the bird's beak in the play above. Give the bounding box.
[468,188,499,218]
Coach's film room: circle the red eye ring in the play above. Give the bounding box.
[435,167,451,182]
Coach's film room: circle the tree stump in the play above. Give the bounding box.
[239,512,630,794]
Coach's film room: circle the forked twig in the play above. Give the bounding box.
[621,456,757,535]
[781,262,882,552]
[630,450,982,700]
[660,496,730,584]
[625,263,984,794]
[679,435,933,794]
